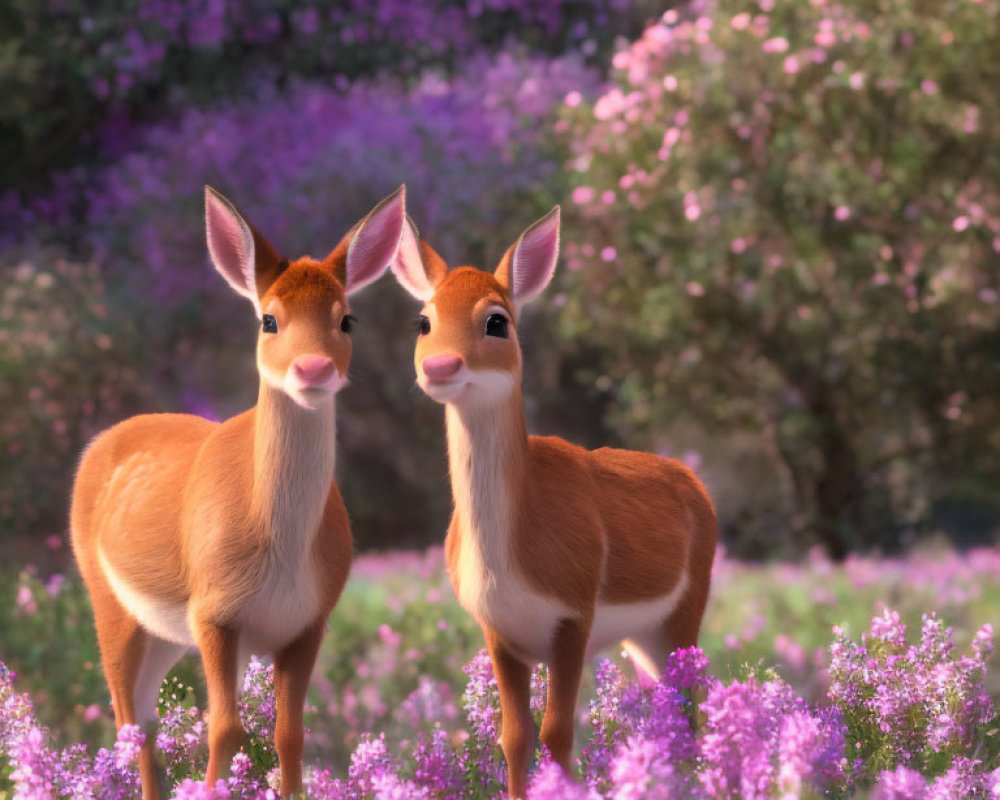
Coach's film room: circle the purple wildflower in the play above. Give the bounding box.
[874,766,928,799]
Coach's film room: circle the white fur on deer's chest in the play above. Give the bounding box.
[455,532,572,662]
[238,542,322,653]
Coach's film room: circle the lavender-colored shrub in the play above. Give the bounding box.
[2,0,636,194]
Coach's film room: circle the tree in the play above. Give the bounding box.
[558,0,1000,556]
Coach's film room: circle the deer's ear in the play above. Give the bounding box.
[339,185,406,295]
[494,206,560,306]
[390,216,448,301]
[205,186,262,314]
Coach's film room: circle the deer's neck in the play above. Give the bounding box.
[445,387,529,570]
[251,384,337,547]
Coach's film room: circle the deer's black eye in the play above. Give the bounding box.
[417,315,431,335]
[341,314,357,334]
[262,314,278,334]
[484,313,509,339]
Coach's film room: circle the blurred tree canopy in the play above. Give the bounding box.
[0,0,648,194]
[558,0,1000,556]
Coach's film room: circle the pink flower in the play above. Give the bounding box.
[953,215,970,232]
[600,247,617,262]
[731,13,751,30]
[663,74,678,91]
[783,55,800,74]
[763,36,790,53]
[571,186,595,205]
[686,281,705,296]
[849,71,865,89]
[564,90,582,107]
[834,205,851,221]
[815,29,837,48]
[15,585,35,613]
[920,79,938,95]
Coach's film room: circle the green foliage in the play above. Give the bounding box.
[558,0,1000,556]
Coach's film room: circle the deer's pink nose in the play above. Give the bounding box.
[292,355,337,386]
[422,354,464,381]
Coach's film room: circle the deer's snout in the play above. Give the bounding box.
[422,354,464,381]
[291,354,337,387]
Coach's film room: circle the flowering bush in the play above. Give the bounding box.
[830,610,997,782]
[0,253,148,537]
[2,607,998,798]
[1,0,637,195]
[558,0,1000,557]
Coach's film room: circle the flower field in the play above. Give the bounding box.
[2,544,1000,798]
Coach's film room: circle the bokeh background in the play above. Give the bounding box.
[2,0,1000,792]
[4,0,997,562]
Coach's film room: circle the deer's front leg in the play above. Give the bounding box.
[541,617,589,773]
[273,619,325,797]
[485,627,534,799]
[195,622,245,783]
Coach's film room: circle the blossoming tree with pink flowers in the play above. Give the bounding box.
[558,0,1000,557]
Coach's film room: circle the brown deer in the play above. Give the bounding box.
[390,208,717,797]
[69,185,407,799]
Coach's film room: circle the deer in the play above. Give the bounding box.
[69,184,407,799]
[390,207,717,797]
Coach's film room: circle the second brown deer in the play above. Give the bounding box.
[391,208,717,798]
[70,186,407,799]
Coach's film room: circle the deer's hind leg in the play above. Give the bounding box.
[88,569,185,800]
[623,583,710,684]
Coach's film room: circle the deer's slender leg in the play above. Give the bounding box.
[273,619,325,797]
[486,627,535,800]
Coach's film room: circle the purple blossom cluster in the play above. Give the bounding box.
[0,663,144,799]
[3,608,997,798]
[51,0,620,108]
[73,49,595,299]
[829,609,996,784]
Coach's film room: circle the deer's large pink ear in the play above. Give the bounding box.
[390,216,441,301]
[344,185,406,295]
[495,206,560,305]
[205,186,261,315]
